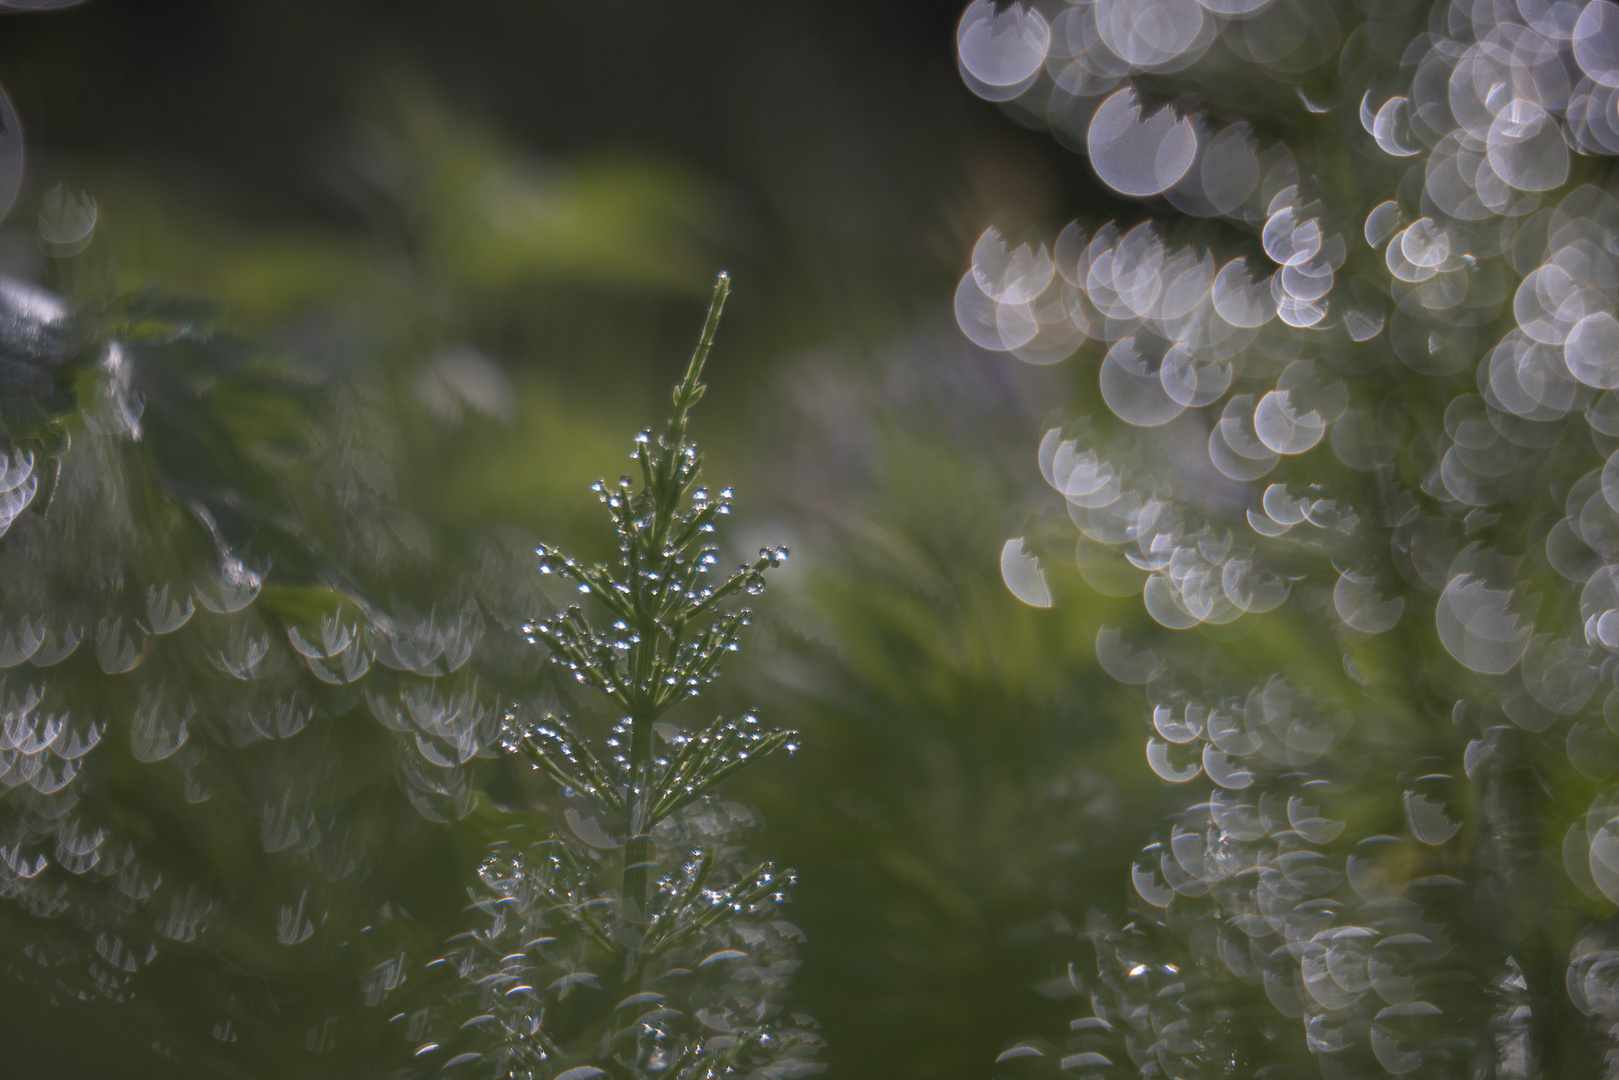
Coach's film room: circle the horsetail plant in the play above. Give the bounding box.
[425,274,822,1080]
[523,271,792,916]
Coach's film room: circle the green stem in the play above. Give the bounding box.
[667,271,730,449]
[651,272,729,550]
[622,271,729,924]
[623,706,656,921]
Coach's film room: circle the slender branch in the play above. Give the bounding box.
[665,272,730,470]
[625,271,731,920]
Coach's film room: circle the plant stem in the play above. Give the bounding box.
[622,271,731,922]
[623,708,656,922]
[667,271,730,449]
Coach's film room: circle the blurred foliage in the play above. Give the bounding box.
[0,3,1156,1078]
[729,346,1180,1080]
[948,0,1619,1077]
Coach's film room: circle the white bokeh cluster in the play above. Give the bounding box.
[0,275,532,1024]
[966,0,1619,1074]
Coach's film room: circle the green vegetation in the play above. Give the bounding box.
[11,1,1619,1078]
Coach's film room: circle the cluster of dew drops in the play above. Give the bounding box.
[961,0,1619,1070]
[525,439,787,714]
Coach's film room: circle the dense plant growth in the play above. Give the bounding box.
[958,0,1619,1076]
[33,0,1619,1076]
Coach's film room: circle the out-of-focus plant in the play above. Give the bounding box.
[719,336,1176,1080]
[0,249,451,1078]
[82,77,728,553]
[419,274,823,1080]
[953,0,1619,1077]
